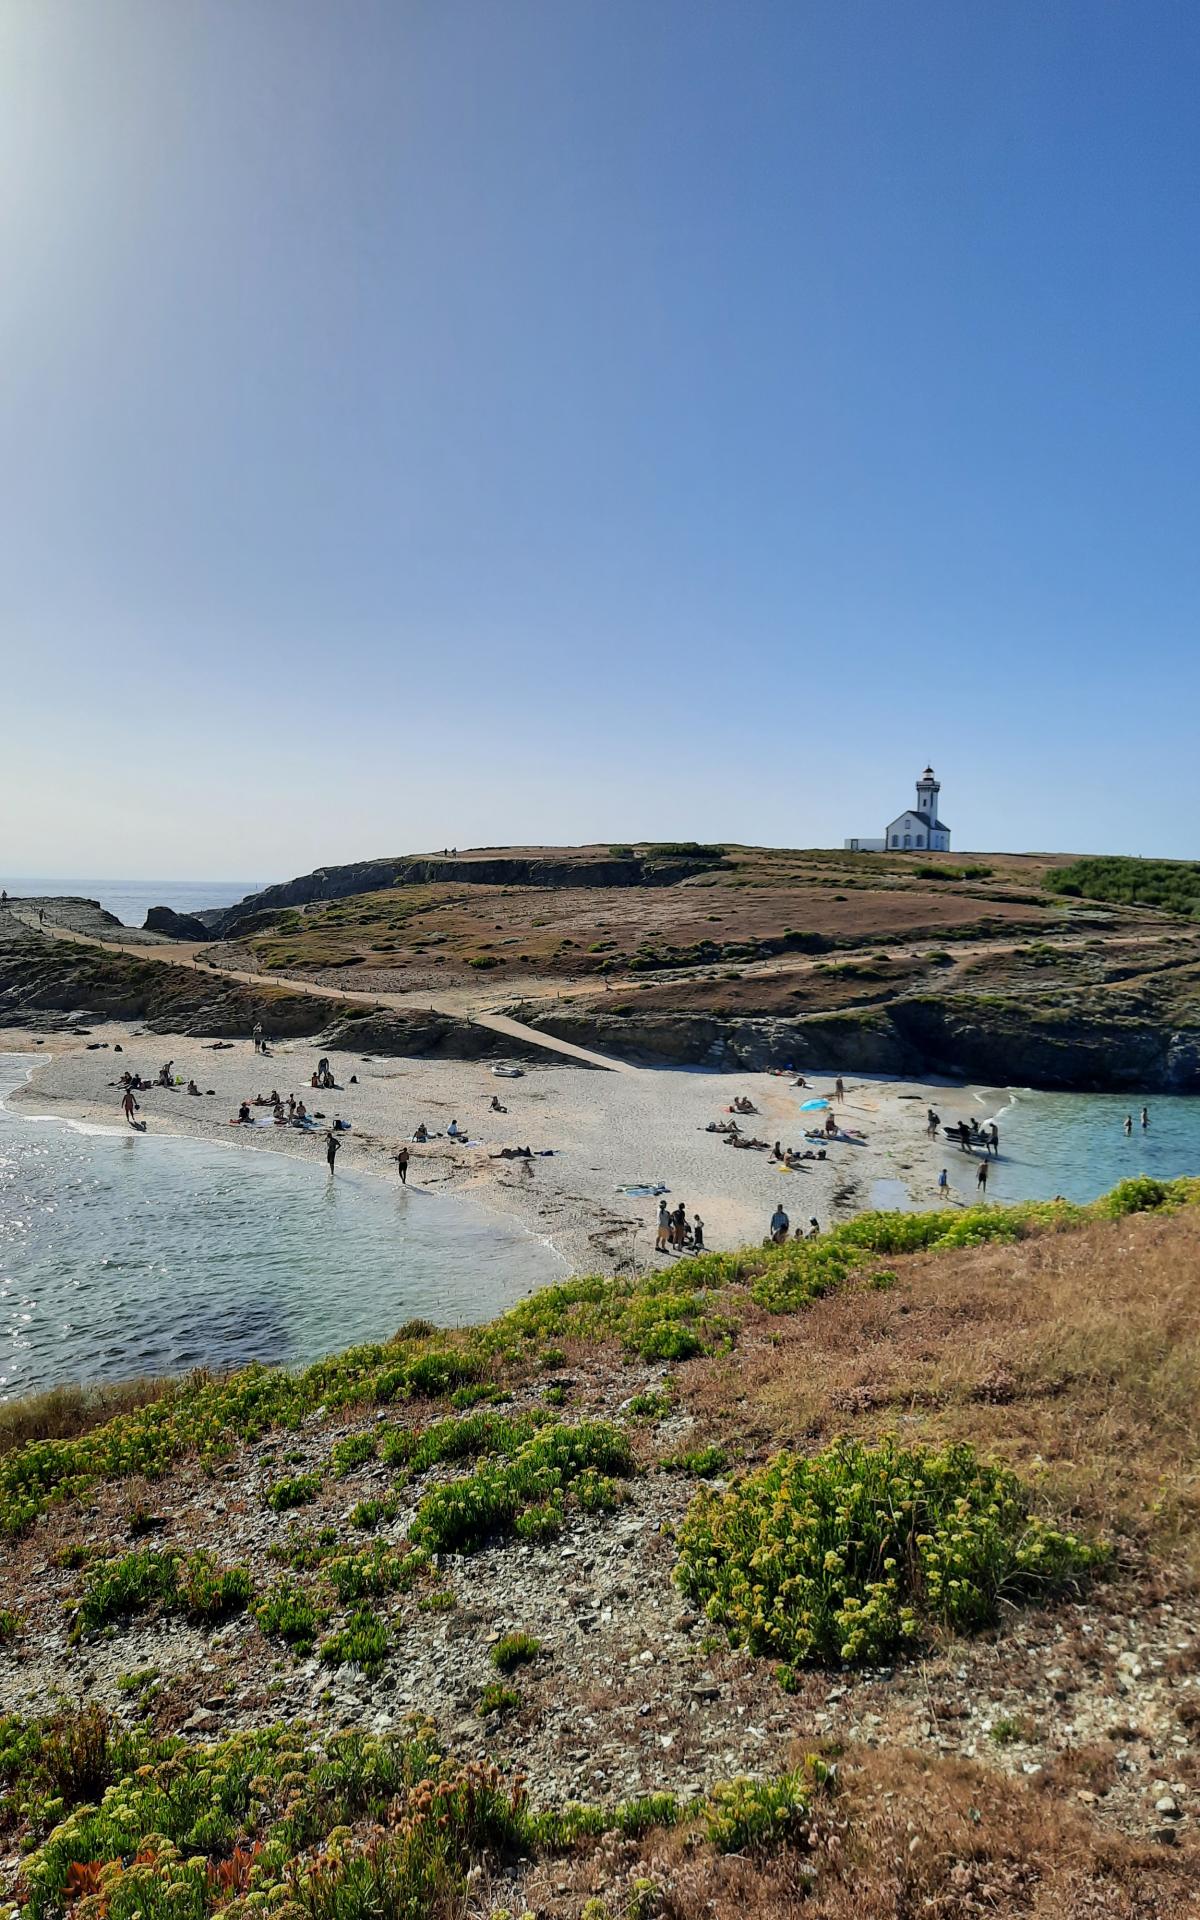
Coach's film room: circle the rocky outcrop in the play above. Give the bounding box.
[520,993,1200,1092]
[143,906,214,941]
[212,851,724,935]
[0,924,546,1061]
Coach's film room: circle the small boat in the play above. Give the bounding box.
[492,1064,524,1078]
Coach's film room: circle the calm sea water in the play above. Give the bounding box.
[0,879,261,928]
[0,1057,562,1400]
[932,1084,1200,1207]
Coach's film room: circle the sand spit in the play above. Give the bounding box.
[6,1025,974,1275]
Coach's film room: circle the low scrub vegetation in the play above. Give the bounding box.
[264,1471,322,1511]
[410,1421,634,1553]
[1045,853,1200,914]
[489,1631,541,1672]
[72,1549,252,1638]
[320,1605,390,1676]
[674,1436,1106,1674]
[0,1712,826,1920]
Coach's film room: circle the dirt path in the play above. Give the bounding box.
[8,913,639,1076]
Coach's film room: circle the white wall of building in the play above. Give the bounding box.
[885,811,949,852]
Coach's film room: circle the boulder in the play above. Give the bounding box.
[143,906,214,941]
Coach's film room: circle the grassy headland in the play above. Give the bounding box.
[3,1181,1200,1915]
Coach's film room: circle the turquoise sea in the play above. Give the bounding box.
[0,1057,562,1401]
[925,1083,1200,1207]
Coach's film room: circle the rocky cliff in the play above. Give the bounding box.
[212,850,724,935]
[518,989,1200,1092]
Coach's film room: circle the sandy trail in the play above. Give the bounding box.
[8,912,635,1074]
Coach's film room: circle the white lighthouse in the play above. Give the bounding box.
[885,766,951,852]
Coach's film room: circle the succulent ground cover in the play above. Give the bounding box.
[0,1713,831,1920]
[674,1437,1107,1675]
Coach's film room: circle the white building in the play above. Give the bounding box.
[885,766,950,852]
[844,766,951,853]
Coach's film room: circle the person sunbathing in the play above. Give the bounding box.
[489,1095,507,1112]
[234,1102,252,1124]
[186,1080,201,1096]
[413,1122,429,1142]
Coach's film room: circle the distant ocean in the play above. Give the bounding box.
[0,879,264,929]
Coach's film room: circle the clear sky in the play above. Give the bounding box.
[3,0,1198,878]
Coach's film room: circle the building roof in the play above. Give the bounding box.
[887,808,950,833]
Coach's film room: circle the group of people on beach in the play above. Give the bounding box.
[656,1199,704,1254]
[769,1203,820,1244]
[1124,1108,1150,1133]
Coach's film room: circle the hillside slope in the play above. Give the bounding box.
[3,1183,1199,1916]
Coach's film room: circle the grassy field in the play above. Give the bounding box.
[236,843,1103,996]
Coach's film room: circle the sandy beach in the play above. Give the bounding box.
[2,1024,989,1276]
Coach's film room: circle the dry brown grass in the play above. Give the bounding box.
[689,1208,1200,1558]
[0,1373,176,1455]
[598,1744,1197,1919]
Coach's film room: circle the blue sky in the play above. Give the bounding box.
[2,0,1198,877]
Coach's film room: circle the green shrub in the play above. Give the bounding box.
[176,1554,253,1622]
[626,1388,672,1419]
[410,1422,634,1555]
[254,1580,324,1652]
[1045,854,1200,914]
[704,1763,830,1851]
[321,1606,390,1676]
[490,1631,541,1672]
[72,1548,252,1637]
[417,1588,456,1613]
[660,1445,728,1477]
[477,1681,520,1717]
[323,1544,427,1603]
[674,1437,1106,1670]
[265,1472,321,1512]
[73,1548,180,1635]
[0,1607,21,1642]
[349,1493,400,1530]
[329,1432,377,1476]
[514,1500,564,1541]
[268,1523,341,1569]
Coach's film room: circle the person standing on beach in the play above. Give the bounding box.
[989,1123,999,1156]
[396,1146,409,1185]
[835,1077,845,1103]
[656,1200,670,1253]
[121,1088,139,1127]
[770,1202,790,1244]
[253,1022,262,1053]
[326,1131,341,1174]
[692,1213,705,1251]
[938,1167,949,1196]
[977,1159,989,1192]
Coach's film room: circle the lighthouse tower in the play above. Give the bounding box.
[883,765,951,852]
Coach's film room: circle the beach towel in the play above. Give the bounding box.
[615,1182,669,1197]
